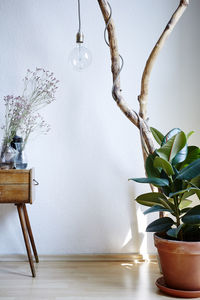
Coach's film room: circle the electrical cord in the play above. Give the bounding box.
[78,0,81,33]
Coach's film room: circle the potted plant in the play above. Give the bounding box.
[129,127,200,295]
[97,0,198,295]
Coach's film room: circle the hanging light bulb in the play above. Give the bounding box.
[69,0,92,71]
[69,32,92,71]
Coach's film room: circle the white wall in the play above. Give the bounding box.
[0,0,199,255]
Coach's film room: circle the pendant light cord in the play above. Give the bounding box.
[78,0,81,33]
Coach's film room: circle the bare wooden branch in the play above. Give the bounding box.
[97,0,155,155]
[138,0,189,120]
[97,0,189,218]
[97,0,189,161]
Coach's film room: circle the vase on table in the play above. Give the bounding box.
[0,143,17,169]
[12,136,28,169]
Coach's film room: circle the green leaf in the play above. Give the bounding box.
[129,177,169,187]
[145,152,160,178]
[153,157,174,176]
[186,146,200,163]
[161,186,171,197]
[162,128,181,145]
[146,217,174,232]
[191,175,200,188]
[187,131,195,140]
[135,192,167,207]
[182,205,200,225]
[157,132,187,162]
[150,127,164,145]
[160,170,172,197]
[178,146,200,169]
[167,224,184,238]
[169,187,200,198]
[162,128,188,165]
[181,224,200,241]
[182,224,200,234]
[172,145,188,165]
[182,189,199,200]
[179,199,192,210]
[143,205,170,215]
[180,207,192,215]
[188,176,200,199]
[159,198,175,211]
[175,158,200,180]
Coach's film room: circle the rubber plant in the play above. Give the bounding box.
[129,127,200,241]
[97,0,200,294]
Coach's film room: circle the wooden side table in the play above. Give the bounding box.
[0,168,39,277]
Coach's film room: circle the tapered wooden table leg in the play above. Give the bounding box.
[17,204,36,277]
[22,204,39,263]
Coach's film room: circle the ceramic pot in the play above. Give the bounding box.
[154,233,200,291]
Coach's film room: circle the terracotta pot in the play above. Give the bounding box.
[154,233,200,291]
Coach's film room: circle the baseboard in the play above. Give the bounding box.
[0,253,157,262]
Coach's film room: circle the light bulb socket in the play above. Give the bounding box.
[76,32,84,43]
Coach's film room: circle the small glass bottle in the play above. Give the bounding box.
[12,136,28,169]
[0,143,16,169]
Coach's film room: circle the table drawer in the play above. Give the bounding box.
[0,170,29,184]
[0,169,35,203]
[0,184,29,203]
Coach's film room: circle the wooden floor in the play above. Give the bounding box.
[0,260,175,299]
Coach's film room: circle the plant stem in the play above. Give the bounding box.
[174,196,180,227]
[173,196,184,240]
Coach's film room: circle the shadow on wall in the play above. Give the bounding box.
[121,185,144,253]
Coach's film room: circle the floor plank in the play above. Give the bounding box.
[0,261,179,299]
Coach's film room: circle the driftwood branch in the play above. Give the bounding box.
[97,0,155,155]
[97,0,189,162]
[138,0,190,120]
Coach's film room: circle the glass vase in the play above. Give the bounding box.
[13,141,28,169]
[0,143,17,169]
